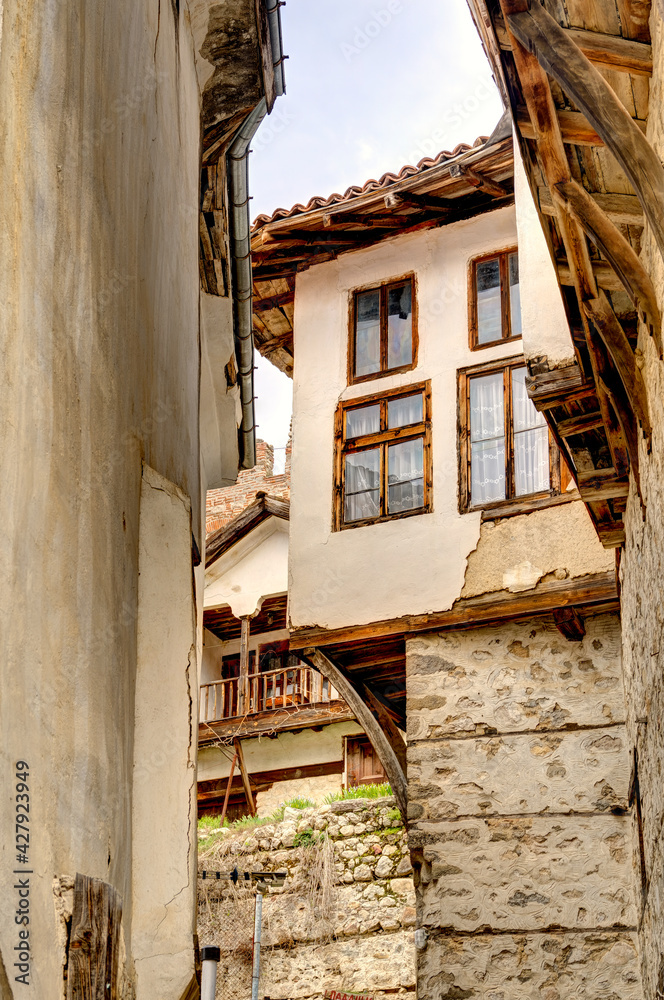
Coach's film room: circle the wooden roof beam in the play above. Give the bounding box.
[555,177,662,356]
[556,411,604,437]
[517,107,647,147]
[263,228,394,245]
[557,260,623,292]
[500,23,652,75]
[506,0,664,263]
[253,289,293,312]
[384,190,452,212]
[538,188,643,227]
[449,163,510,196]
[323,211,407,228]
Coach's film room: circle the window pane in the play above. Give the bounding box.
[469,372,505,503]
[469,372,504,442]
[346,404,380,439]
[512,367,549,495]
[355,290,381,377]
[344,449,380,522]
[387,282,413,368]
[476,258,502,344]
[509,253,522,338]
[388,393,423,429]
[387,438,424,514]
[511,367,546,432]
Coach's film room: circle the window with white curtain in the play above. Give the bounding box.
[334,383,432,529]
[460,360,553,511]
[470,249,522,349]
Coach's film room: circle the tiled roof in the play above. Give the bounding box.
[252,137,489,228]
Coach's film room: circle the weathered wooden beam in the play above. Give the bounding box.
[583,291,652,441]
[449,163,510,196]
[363,685,408,776]
[577,469,630,502]
[66,873,122,999]
[538,188,643,226]
[555,178,662,355]
[384,190,451,212]
[507,1,664,262]
[616,0,651,43]
[526,363,594,410]
[304,647,408,822]
[264,228,394,245]
[500,23,652,74]
[557,261,622,291]
[553,607,586,641]
[253,290,293,312]
[234,738,256,816]
[323,211,406,228]
[290,571,619,650]
[518,107,647,147]
[556,411,604,437]
[219,751,238,825]
[239,617,251,716]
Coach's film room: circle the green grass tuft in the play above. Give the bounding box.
[323,782,392,804]
[282,796,316,810]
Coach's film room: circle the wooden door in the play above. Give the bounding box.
[346,736,387,787]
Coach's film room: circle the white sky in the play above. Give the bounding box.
[250,0,504,472]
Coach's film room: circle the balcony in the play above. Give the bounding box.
[199,665,352,741]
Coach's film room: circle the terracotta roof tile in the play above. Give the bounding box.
[252,136,489,228]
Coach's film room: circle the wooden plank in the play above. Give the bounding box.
[616,0,651,42]
[384,190,452,212]
[323,211,406,228]
[507,2,664,261]
[557,260,623,291]
[66,873,122,999]
[363,685,407,774]
[577,469,630,501]
[198,759,345,804]
[553,607,586,641]
[555,177,661,354]
[253,290,294,312]
[198,703,356,744]
[304,647,408,822]
[501,23,652,73]
[239,617,250,717]
[557,410,604,436]
[290,571,618,650]
[234,738,256,816]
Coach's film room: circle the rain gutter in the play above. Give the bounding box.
[228,0,286,469]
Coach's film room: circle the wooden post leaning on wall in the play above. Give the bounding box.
[65,873,122,999]
[234,738,256,816]
[304,647,408,823]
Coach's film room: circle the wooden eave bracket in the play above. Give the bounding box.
[505,1,664,264]
[552,607,586,641]
[449,163,510,197]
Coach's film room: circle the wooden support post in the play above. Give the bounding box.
[66,873,122,999]
[304,647,408,823]
[239,616,251,715]
[363,685,408,778]
[219,751,238,826]
[506,2,664,263]
[234,738,256,816]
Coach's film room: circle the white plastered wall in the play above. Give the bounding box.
[205,516,289,617]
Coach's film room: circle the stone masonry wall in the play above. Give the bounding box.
[620,7,664,996]
[197,796,416,999]
[406,612,642,999]
[206,436,291,534]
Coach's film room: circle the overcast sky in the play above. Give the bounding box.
[250,0,504,471]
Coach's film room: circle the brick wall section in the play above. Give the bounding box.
[205,436,291,534]
[406,613,642,999]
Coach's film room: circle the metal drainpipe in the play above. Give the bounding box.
[228,0,286,470]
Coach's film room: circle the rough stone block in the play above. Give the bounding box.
[407,727,630,821]
[417,930,641,1000]
[406,615,624,741]
[415,814,636,931]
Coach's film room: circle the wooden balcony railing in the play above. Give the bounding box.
[200,666,340,723]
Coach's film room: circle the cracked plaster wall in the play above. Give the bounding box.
[0,1,212,994]
[406,613,643,998]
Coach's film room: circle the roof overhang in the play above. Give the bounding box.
[250,127,516,376]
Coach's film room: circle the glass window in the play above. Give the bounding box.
[352,276,416,381]
[464,363,552,509]
[471,250,522,348]
[335,385,431,528]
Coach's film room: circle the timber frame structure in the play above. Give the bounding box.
[467,0,660,548]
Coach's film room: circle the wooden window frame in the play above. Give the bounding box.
[348,273,418,385]
[458,356,572,519]
[469,247,522,351]
[333,380,433,531]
